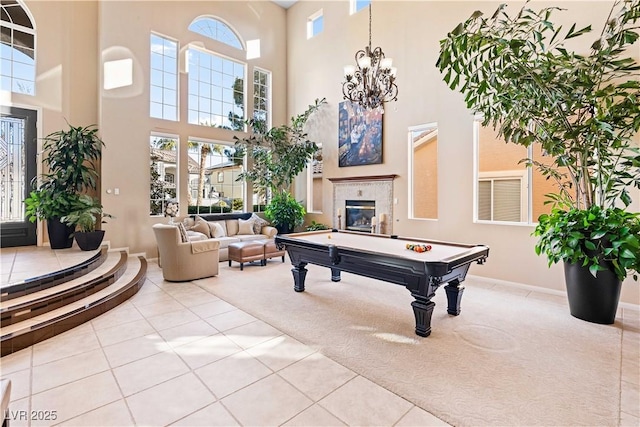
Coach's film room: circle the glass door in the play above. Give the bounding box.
[1,106,37,247]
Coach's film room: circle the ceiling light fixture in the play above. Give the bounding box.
[342,3,397,113]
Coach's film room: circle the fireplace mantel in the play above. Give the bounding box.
[328,174,398,183]
[331,175,395,234]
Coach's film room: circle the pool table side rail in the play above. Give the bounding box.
[275,233,489,279]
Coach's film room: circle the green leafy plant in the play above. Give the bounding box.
[437,0,640,280]
[25,123,105,221]
[61,195,113,233]
[305,221,330,231]
[234,98,327,193]
[24,189,80,223]
[264,190,306,231]
[534,206,640,281]
[234,98,326,232]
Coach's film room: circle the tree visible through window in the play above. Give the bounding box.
[149,135,178,216]
[187,48,245,129]
[253,68,270,127]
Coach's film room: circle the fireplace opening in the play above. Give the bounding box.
[345,200,375,232]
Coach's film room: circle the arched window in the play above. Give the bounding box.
[0,0,35,95]
[188,17,243,50]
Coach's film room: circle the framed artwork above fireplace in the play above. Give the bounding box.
[338,101,382,167]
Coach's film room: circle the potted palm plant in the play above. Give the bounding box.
[61,195,113,251]
[437,0,640,323]
[24,123,104,249]
[234,98,326,234]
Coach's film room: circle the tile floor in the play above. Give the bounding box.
[0,247,451,427]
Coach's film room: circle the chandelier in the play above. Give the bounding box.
[342,3,398,113]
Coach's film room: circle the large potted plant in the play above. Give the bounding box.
[234,98,326,234]
[263,190,306,234]
[24,124,104,249]
[437,0,640,323]
[61,195,113,251]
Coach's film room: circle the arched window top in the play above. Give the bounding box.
[188,16,243,50]
[1,0,36,95]
[1,0,34,29]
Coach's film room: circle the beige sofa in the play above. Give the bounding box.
[181,212,277,262]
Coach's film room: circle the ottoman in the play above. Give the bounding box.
[228,240,266,270]
[263,240,286,265]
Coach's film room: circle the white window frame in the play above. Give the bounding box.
[307,9,323,39]
[408,122,438,221]
[350,0,371,15]
[149,33,178,121]
[186,46,247,130]
[253,67,271,129]
[149,133,179,217]
[477,171,527,223]
[1,2,36,95]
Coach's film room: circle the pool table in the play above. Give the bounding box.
[275,230,489,337]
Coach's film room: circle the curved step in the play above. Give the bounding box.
[0,251,128,327]
[0,256,147,357]
[1,246,108,302]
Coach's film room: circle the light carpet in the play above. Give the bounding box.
[196,261,627,426]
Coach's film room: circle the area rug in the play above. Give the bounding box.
[196,262,623,426]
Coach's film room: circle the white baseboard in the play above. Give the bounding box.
[467,274,639,312]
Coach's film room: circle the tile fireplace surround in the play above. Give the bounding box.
[329,175,396,234]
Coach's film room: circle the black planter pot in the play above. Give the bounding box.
[563,261,622,324]
[74,230,105,251]
[47,217,75,249]
[275,223,294,235]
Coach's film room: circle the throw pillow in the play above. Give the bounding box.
[176,222,190,243]
[238,218,255,235]
[250,213,269,235]
[187,231,208,241]
[190,216,211,237]
[209,221,226,238]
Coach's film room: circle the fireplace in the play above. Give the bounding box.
[345,200,375,232]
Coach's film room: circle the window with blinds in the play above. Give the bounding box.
[478,178,522,222]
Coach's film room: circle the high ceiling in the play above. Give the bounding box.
[271,1,297,9]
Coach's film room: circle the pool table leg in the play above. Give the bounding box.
[411,297,435,337]
[291,262,308,292]
[444,279,465,315]
[330,268,341,282]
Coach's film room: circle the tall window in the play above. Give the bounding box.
[253,68,270,127]
[149,135,178,216]
[307,143,323,213]
[187,48,245,130]
[150,34,178,121]
[188,17,243,50]
[409,123,438,220]
[1,1,35,95]
[475,117,555,224]
[187,139,245,214]
[307,10,323,39]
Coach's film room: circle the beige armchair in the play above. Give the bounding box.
[153,224,220,281]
